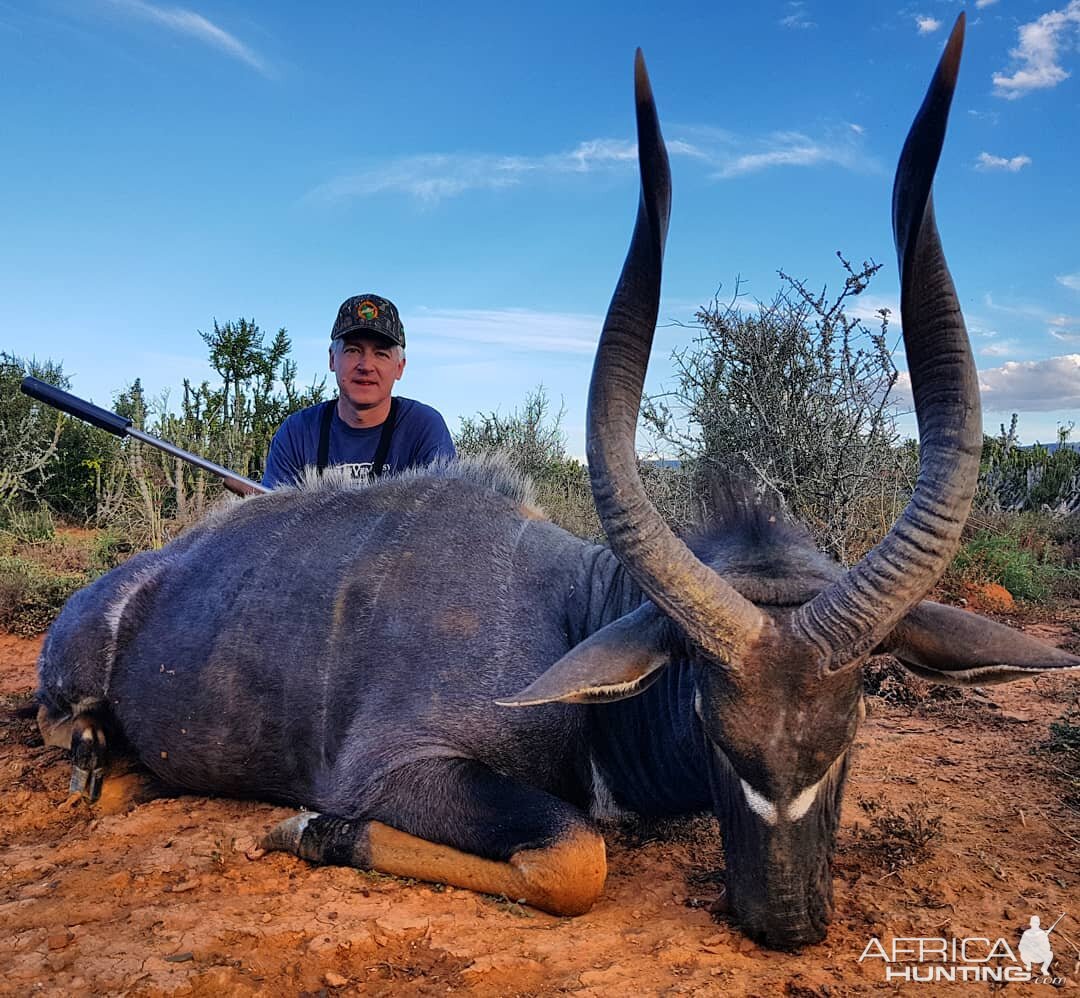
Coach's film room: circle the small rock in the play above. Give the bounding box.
[260,913,273,924]
[306,934,339,955]
[374,911,430,937]
[345,928,378,955]
[46,951,74,973]
[46,931,73,951]
[169,879,199,893]
[234,835,264,860]
[658,944,697,966]
[577,965,624,987]
[324,971,348,988]
[462,954,544,978]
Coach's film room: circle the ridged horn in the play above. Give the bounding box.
[587,51,765,663]
[793,14,981,667]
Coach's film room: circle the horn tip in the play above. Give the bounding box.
[941,13,965,85]
[635,49,653,104]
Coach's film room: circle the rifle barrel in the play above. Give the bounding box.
[20,376,270,497]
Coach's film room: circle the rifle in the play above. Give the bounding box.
[20,377,270,498]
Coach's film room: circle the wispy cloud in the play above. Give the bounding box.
[984,293,1080,338]
[1058,272,1080,292]
[975,151,1032,172]
[916,15,942,34]
[412,306,602,354]
[304,140,642,204]
[975,0,1000,8]
[102,0,270,76]
[978,354,1080,411]
[711,129,872,179]
[780,1,815,29]
[306,126,875,204]
[967,108,1000,124]
[992,0,1080,100]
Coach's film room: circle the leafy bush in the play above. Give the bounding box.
[90,529,136,572]
[944,514,1080,603]
[0,555,86,636]
[977,417,1080,515]
[644,256,913,563]
[0,353,66,509]
[0,506,56,545]
[456,386,701,541]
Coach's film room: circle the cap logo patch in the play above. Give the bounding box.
[356,300,380,321]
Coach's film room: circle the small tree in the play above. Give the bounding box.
[0,353,66,509]
[456,387,602,539]
[644,255,914,562]
[93,320,326,546]
[977,415,1080,515]
[457,386,701,541]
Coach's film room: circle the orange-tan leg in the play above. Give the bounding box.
[260,759,607,916]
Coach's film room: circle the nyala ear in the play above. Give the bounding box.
[877,600,1080,686]
[496,603,672,707]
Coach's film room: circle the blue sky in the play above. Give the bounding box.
[2,0,1079,458]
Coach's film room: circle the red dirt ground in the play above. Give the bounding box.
[2,607,1079,996]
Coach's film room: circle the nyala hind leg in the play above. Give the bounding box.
[39,704,158,811]
[68,709,109,803]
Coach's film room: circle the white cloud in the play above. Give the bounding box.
[980,342,1016,357]
[848,122,865,135]
[780,2,815,29]
[975,151,1032,172]
[916,16,942,34]
[103,0,269,75]
[992,0,1080,100]
[978,355,1080,410]
[1058,272,1080,291]
[975,0,1000,7]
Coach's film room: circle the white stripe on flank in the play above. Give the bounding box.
[101,562,167,696]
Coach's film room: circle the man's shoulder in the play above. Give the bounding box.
[395,396,449,427]
[279,401,332,433]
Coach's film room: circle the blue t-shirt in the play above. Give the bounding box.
[262,397,456,488]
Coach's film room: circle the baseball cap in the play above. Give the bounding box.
[330,294,406,349]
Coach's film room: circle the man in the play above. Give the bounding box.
[262,294,455,488]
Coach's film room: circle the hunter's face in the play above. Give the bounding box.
[330,335,405,411]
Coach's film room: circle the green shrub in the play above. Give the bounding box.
[951,531,1050,601]
[946,515,1080,602]
[0,555,87,636]
[0,505,56,544]
[90,529,136,573]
